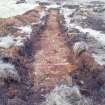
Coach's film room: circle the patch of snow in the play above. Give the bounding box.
[61,8,71,28]
[60,0,105,5]
[15,25,33,39]
[92,53,105,65]
[61,6,105,65]
[71,24,105,47]
[0,60,20,82]
[46,4,60,9]
[26,0,36,4]
[0,36,15,49]
[60,8,76,29]
[69,24,105,65]
[0,9,48,48]
[0,0,39,18]
[18,25,32,34]
[36,0,50,3]
[14,36,25,46]
[0,35,27,48]
[40,11,47,20]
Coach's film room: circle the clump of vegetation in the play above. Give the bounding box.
[42,85,92,105]
[0,60,20,83]
[73,41,88,56]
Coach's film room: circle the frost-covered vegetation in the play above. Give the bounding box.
[60,1,105,65]
[0,25,33,48]
[0,60,20,82]
[0,35,25,48]
[0,36,15,49]
[0,0,39,18]
[18,25,32,35]
[42,85,92,105]
[73,41,88,55]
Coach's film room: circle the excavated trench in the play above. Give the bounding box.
[0,4,105,105]
[5,9,77,105]
[33,9,76,87]
[27,9,77,105]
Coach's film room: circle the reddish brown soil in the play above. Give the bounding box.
[33,10,77,89]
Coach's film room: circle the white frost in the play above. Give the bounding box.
[0,35,27,48]
[70,24,105,46]
[0,0,39,18]
[18,25,32,34]
[70,24,105,65]
[0,36,15,49]
[60,8,76,29]
[0,24,33,48]
[40,11,47,20]
[92,53,105,65]
[46,4,60,9]
[14,36,25,46]
[68,23,105,65]
[61,6,105,65]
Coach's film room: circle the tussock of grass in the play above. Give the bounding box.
[42,85,92,105]
[73,41,88,56]
[0,60,20,82]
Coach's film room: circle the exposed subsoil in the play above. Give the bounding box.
[33,9,77,88]
[27,9,77,105]
[0,3,105,105]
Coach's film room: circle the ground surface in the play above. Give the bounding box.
[33,10,76,88]
[0,1,105,105]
